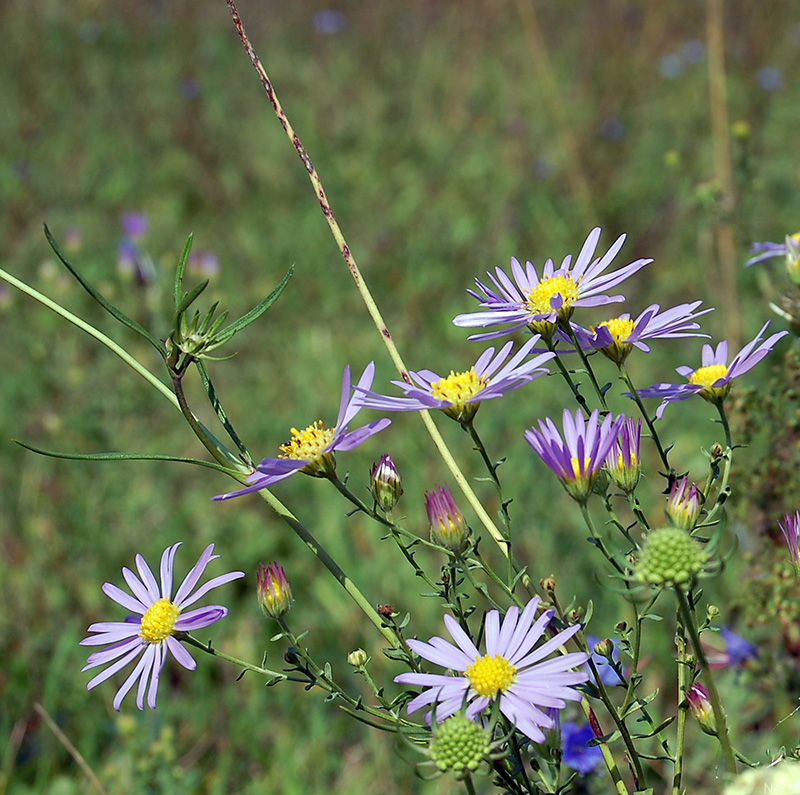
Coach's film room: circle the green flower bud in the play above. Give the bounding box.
[369,455,403,512]
[636,526,707,587]
[429,714,490,774]
[347,648,368,667]
[256,561,293,619]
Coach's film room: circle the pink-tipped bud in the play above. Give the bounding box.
[425,485,470,553]
[686,682,718,735]
[369,455,403,513]
[604,418,641,493]
[666,476,703,531]
[256,561,293,619]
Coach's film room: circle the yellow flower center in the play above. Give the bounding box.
[525,275,580,316]
[430,368,488,405]
[279,421,335,460]
[139,598,179,643]
[465,654,516,699]
[570,456,592,479]
[688,364,728,388]
[596,317,636,343]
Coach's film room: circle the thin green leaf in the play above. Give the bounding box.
[196,360,251,463]
[43,224,163,355]
[174,234,194,311]
[13,440,238,475]
[175,279,209,316]
[216,265,294,342]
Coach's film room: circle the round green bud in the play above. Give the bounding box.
[429,714,490,774]
[635,526,707,587]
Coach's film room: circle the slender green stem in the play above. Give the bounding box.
[0,267,179,409]
[561,321,608,410]
[618,362,671,473]
[702,403,734,527]
[546,339,592,413]
[463,419,511,534]
[463,774,478,795]
[224,0,513,566]
[454,555,505,612]
[181,634,290,681]
[675,587,737,774]
[579,502,627,575]
[673,626,689,795]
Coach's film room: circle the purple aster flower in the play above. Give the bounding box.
[120,212,148,240]
[524,408,626,502]
[634,322,788,419]
[666,475,703,531]
[355,337,554,424]
[214,363,390,500]
[779,511,800,569]
[453,227,652,341]
[561,722,603,774]
[81,543,244,711]
[704,627,758,670]
[395,598,588,743]
[569,302,713,365]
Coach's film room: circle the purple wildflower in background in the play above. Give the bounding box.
[395,598,588,743]
[120,211,148,240]
[81,543,244,710]
[453,227,652,341]
[634,322,788,419]
[585,635,625,687]
[561,722,603,774]
[214,363,390,500]
[704,627,758,670]
[569,302,712,365]
[355,337,554,424]
[524,409,626,502]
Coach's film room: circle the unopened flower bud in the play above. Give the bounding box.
[426,485,470,554]
[369,455,403,513]
[707,604,721,621]
[786,234,800,287]
[666,476,703,531]
[593,638,615,661]
[636,526,707,587]
[709,443,724,464]
[347,648,368,667]
[540,575,557,593]
[686,682,718,735]
[604,418,642,493]
[568,607,583,624]
[256,561,293,619]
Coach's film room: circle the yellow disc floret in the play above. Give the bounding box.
[139,598,179,643]
[430,368,487,423]
[279,421,335,459]
[594,316,636,364]
[688,364,730,405]
[525,275,580,320]
[465,654,516,699]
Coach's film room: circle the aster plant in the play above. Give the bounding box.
[5,6,799,793]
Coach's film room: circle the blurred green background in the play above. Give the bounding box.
[2,0,799,793]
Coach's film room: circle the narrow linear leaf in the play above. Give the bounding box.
[216,265,294,341]
[13,440,237,475]
[175,279,209,316]
[196,360,251,463]
[43,224,163,354]
[174,234,194,311]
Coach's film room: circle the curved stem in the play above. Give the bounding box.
[224,0,513,566]
[546,339,592,413]
[181,633,290,681]
[702,403,734,527]
[463,419,512,537]
[675,587,737,774]
[561,321,608,410]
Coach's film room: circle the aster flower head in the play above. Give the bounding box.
[571,302,713,365]
[704,627,758,670]
[426,485,470,553]
[745,232,800,285]
[604,417,642,493]
[356,337,554,424]
[395,598,589,743]
[524,408,626,502]
[81,543,245,711]
[778,511,800,571]
[453,227,652,341]
[634,322,788,420]
[214,363,390,500]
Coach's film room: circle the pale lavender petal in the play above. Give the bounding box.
[173,544,215,607]
[121,567,152,608]
[86,644,144,690]
[159,543,180,599]
[165,635,197,670]
[174,605,228,630]
[134,553,160,602]
[177,570,245,610]
[444,614,482,659]
[102,582,148,615]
